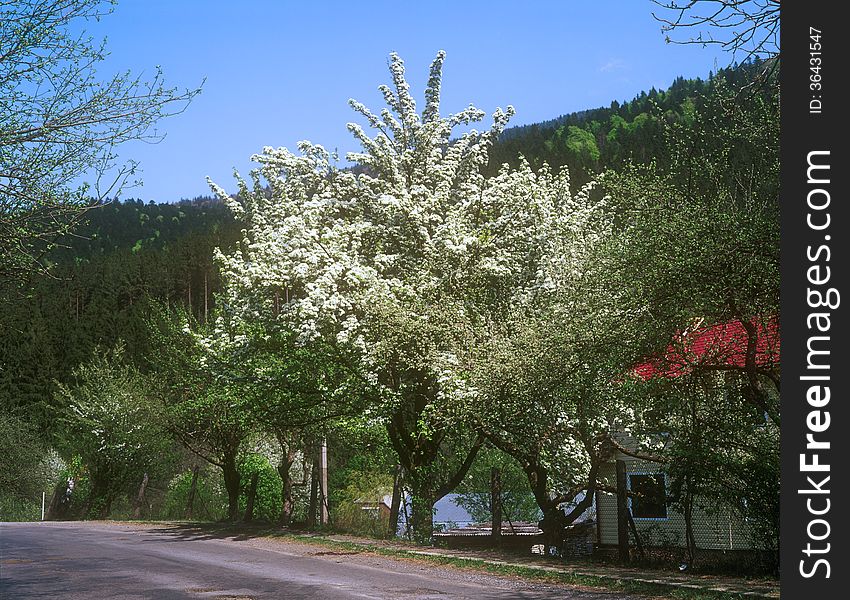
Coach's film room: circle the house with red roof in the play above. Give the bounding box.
[593,317,779,561]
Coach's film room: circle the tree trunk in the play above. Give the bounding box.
[684,490,697,565]
[539,502,566,554]
[616,459,630,564]
[222,452,240,522]
[243,471,259,522]
[277,449,296,526]
[388,465,403,538]
[520,460,563,554]
[520,455,599,556]
[409,484,435,543]
[185,465,200,519]
[132,472,149,519]
[491,467,502,545]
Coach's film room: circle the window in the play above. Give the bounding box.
[628,473,668,519]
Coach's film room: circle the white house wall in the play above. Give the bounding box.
[596,459,753,551]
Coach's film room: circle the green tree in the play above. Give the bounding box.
[598,74,780,564]
[56,345,177,518]
[469,309,630,551]
[601,76,779,423]
[208,52,613,540]
[453,446,541,525]
[551,125,600,172]
[147,309,254,522]
[208,51,514,538]
[192,320,370,526]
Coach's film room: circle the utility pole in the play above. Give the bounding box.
[320,439,329,525]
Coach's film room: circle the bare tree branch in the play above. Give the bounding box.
[1,0,202,283]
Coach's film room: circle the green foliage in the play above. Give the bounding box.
[634,377,780,558]
[325,424,396,528]
[489,59,772,184]
[161,468,228,521]
[546,125,600,172]
[0,414,61,520]
[56,346,179,517]
[238,453,282,522]
[0,496,41,522]
[0,198,240,444]
[0,42,779,576]
[332,471,395,538]
[0,415,54,502]
[50,454,93,520]
[600,74,779,410]
[597,71,780,560]
[453,447,541,524]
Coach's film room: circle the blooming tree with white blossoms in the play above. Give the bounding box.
[209,51,615,537]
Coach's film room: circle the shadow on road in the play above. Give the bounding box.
[142,521,306,544]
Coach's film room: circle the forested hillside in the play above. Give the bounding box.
[489,57,771,182]
[1,200,238,428]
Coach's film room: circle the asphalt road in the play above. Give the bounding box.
[0,522,638,599]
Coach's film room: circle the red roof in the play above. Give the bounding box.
[634,317,779,380]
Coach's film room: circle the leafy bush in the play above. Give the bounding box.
[238,453,282,522]
[161,468,228,521]
[0,496,41,521]
[0,415,58,521]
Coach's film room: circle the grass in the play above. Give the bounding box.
[265,530,766,600]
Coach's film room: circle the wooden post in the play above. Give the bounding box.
[491,467,502,544]
[615,459,630,564]
[185,465,200,520]
[243,472,259,522]
[627,508,646,560]
[320,439,329,525]
[307,459,318,527]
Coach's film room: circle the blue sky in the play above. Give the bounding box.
[80,0,729,202]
